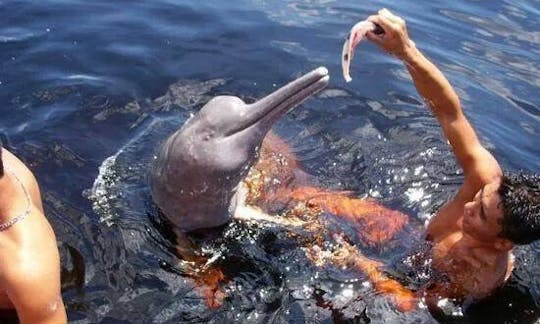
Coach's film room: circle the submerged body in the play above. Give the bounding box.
[149,67,411,308]
[243,132,409,248]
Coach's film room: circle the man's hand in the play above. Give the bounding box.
[366,8,417,61]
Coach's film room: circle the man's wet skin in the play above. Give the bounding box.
[0,149,67,322]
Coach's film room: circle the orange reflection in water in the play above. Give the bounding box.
[177,131,412,310]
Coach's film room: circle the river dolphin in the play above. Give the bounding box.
[150,67,329,232]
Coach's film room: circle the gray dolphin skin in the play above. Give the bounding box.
[150,67,329,232]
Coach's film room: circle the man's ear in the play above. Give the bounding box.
[494,238,513,251]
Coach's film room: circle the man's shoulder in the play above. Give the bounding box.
[427,197,464,239]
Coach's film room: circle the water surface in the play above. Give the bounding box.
[0,0,539,323]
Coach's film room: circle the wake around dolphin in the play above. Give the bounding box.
[150,67,329,232]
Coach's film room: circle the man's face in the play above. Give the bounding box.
[463,180,505,243]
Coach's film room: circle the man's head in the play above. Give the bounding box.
[498,172,540,245]
[463,171,540,249]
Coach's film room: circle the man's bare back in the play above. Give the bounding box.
[0,148,66,323]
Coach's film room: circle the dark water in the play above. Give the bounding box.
[1,0,539,323]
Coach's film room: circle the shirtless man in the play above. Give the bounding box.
[328,9,540,311]
[0,145,66,323]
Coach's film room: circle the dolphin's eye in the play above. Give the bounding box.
[202,130,216,141]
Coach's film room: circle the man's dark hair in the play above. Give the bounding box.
[498,172,540,245]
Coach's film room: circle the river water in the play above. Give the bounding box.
[0,0,538,323]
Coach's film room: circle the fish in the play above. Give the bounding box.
[341,20,381,82]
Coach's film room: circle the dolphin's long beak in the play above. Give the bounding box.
[227,67,329,136]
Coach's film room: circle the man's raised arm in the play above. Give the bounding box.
[365,9,501,231]
[367,9,501,183]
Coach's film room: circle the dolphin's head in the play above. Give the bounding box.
[151,67,329,232]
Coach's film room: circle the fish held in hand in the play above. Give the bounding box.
[341,20,381,82]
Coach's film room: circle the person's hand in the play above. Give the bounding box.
[366,8,417,61]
